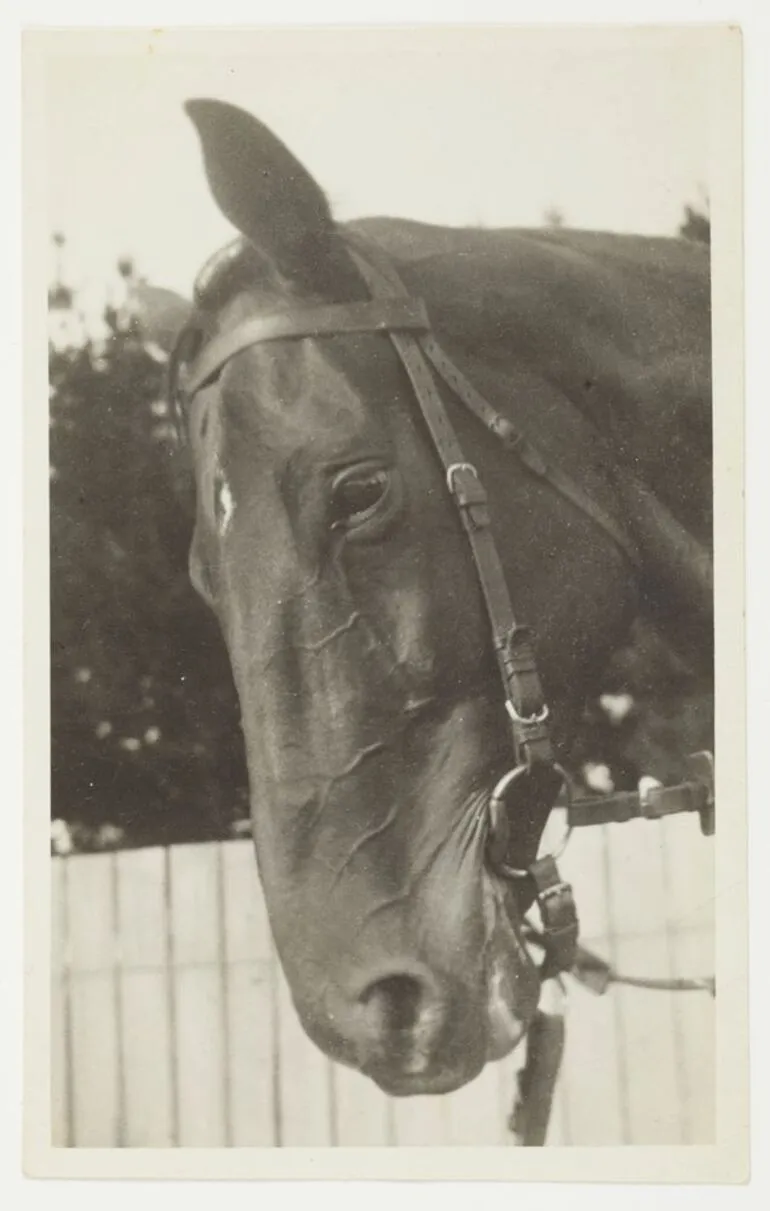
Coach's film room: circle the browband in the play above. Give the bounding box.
[179,296,431,399]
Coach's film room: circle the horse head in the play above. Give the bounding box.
[147,100,655,1096]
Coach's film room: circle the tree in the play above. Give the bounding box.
[49,246,248,850]
[678,204,710,245]
[543,206,566,229]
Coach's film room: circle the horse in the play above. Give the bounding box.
[142,99,713,1100]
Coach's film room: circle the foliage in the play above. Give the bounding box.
[543,207,566,229]
[678,204,710,245]
[50,278,248,850]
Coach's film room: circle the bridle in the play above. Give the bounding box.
[174,232,716,1144]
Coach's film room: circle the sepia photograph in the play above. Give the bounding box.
[23,22,746,1180]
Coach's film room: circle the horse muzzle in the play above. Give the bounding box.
[307,870,540,1096]
[322,959,488,1096]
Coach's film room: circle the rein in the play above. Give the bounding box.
[176,233,715,1146]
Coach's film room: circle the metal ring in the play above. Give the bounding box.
[505,700,550,725]
[489,763,530,815]
[488,762,574,879]
[445,462,479,493]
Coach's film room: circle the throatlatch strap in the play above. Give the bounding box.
[421,336,642,571]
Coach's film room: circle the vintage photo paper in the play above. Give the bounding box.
[23,23,747,1181]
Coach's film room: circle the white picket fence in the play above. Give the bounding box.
[51,816,714,1147]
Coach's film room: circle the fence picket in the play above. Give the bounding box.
[168,844,228,1145]
[50,858,69,1146]
[275,968,333,1145]
[605,820,684,1143]
[333,1066,393,1145]
[65,853,121,1146]
[392,1094,450,1145]
[221,842,276,1145]
[446,1060,506,1145]
[660,815,716,1142]
[115,847,174,1146]
[559,825,626,1144]
[674,928,716,1142]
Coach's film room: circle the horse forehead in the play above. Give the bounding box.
[221,329,402,451]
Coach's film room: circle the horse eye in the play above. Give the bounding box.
[330,467,391,530]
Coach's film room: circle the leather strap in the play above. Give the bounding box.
[569,781,708,828]
[346,242,552,766]
[180,296,430,398]
[508,1007,566,1146]
[344,230,641,573]
[421,335,642,571]
[568,750,715,836]
[528,855,579,979]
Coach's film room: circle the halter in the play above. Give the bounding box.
[176,233,715,1144]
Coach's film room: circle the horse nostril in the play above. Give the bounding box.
[332,965,478,1088]
[359,974,424,1036]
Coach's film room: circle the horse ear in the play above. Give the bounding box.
[132,283,192,355]
[184,99,335,284]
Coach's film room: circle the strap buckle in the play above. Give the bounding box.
[501,628,553,765]
[505,701,550,726]
[445,462,490,529]
[445,461,479,493]
[530,855,579,979]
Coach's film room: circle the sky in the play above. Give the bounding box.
[43,27,713,304]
